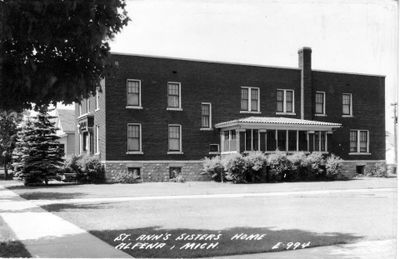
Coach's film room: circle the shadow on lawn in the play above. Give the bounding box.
[41,202,109,212]
[6,182,79,190]
[90,226,363,258]
[18,191,85,200]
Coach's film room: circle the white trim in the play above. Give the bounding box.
[200,128,213,131]
[126,151,144,155]
[77,113,91,119]
[342,115,354,118]
[349,153,371,155]
[342,93,353,116]
[314,114,327,117]
[221,151,238,155]
[276,89,295,114]
[127,123,142,153]
[240,86,260,113]
[95,125,100,154]
[95,88,100,111]
[126,79,142,108]
[315,91,326,116]
[167,81,182,110]
[126,106,143,110]
[201,102,212,129]
[168,124,182,153]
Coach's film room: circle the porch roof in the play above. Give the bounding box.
[215,116,342,130]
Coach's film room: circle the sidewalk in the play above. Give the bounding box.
[0,185,131,258]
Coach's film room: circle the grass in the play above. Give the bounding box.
[90,226,361,258]
[0,217,31,258]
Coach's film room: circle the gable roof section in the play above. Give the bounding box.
[56,109,75,133]
[215,117,341,130]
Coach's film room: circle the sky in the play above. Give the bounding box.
[65,0,399,162]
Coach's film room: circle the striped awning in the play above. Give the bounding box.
[215,116,342,130]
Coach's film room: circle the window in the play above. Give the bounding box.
[128,167,141,179]
[277,89,295,114]
[315,91,326,115]
[95,125,100,154]
[350,130,369,154]
[167,82,181,110]
[342,93,352,116]
[222,130,237,152]
[201,103,212,129]
[127,79,141,108]
[78,103,82,116]
[240,87,259,113]
[209,144,220,154]
[169,167,181,179]
[309,131,327,152]
[168,125,182,153]
[127,123,142,153]
[95,88,100,110]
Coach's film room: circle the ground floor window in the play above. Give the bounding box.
[222,130,237,152]
[169,167,181,179]
[309,131,327,152]
[128,167,141,179]
[350,130,369,153]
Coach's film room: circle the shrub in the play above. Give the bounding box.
[286,152,308,181]
[266,152,291,181]
[59,154,105,183]
[222,153,247,183]
[365,162,387,177]
[325,154,344,179]
[244,151,267,182]
[303,152,326,179]
[202,156,225,182]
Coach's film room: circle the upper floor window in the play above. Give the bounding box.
[127,123,142,154]
[167,82,182,110]
[201,103,212,129]
[127,79,142,108]
[95,125,100,154]
[315,91,326,115]
[78,103,82,116]
[277,89,294,114]
[85,98,90,114]
[240,87,259,113]
[350,130,369,154]
[168,124,182,153]
[342,93,353,116]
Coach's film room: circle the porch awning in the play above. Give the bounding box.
[215,116,342,131]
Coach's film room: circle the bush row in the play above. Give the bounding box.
[58,154,105,183]
[202,151,345,183]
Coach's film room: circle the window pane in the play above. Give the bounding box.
[350,130,358,152]
[168,83,180,108]
[253,129,258,150]
[276,90,283,112]
[266,130,276,151]
[127,81,140,106]
[314,132,320,151]
[360,131,368,152]
[342,94,351,115]
[286,91,293,113]
[201,104,210,128]
[277,130,286,151]
[298,131,308,151]
[127,125,140,151]
[241,88,248,111]
[230,130,237,151]
[224,131,229,151]
[315,93,324,114]
[288,130,297,151]
[251,89,258,111]
[168,126,180,151]
[245,129,251,151]
[321,132,326,151]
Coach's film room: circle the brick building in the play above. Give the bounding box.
[75,47,385,182]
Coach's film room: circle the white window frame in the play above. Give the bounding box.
[95,88,100,111]
[126,123,143,154]
[78,103,82,116]
[200,102,212,130]
[314,91,326,116]
[95,125,100,154]
[276,89,295,115]
[349,129,370,155]
[342,93,353,117]
[240,86,260,114]
[167,82,182,111]
[85,98,90,114]
[126,79,143,109]
[167,124,183,154]
[209,144,220,155]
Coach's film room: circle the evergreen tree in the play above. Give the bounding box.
[13,108,64,185]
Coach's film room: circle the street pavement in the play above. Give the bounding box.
[0,177,397,258]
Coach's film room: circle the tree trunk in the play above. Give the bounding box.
[4,161,8,180]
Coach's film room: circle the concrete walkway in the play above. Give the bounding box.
[0,185,130,258]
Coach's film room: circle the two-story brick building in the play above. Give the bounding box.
[75,47,385,182]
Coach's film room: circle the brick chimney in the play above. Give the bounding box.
[298,47,312,120]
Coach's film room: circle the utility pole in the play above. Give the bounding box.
[390,102,398,166]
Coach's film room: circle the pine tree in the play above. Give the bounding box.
[13,108,64,185]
